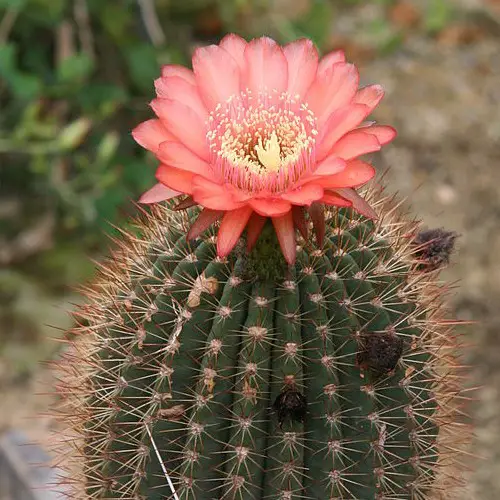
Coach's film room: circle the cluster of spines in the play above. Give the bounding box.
[51,190,469,500]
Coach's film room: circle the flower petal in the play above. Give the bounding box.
[321,191,352,207]
[246,212,267,252]
[306,62,359,126]
[329,130,381,160]
[244,37,288,93]
[161,64,196,84]
[281,183,324,205]
[139,183,180,204]
[219,33,247,74]
[334,188,378,219]
[272,211,296,264]
[151,99,209,161]
[187,208,224,240]
[353,84,384,112]
[154,76,208,121]
[312,156,347,177]
[317,50,346,76]
[192,177,244,211]
[249,198,292,217]
[316,104,369,160]
[316,159,375,189]
[157,142,211,175]
[156,164,195,194]
[193,45,240,110]
[217,206,254,257]
[363,125,397,145]
[195,193,242,211]
[132,119,173,153]
[283,39,318,97]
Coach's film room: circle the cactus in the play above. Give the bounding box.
[52,34,468,500]
[53,188,467,500]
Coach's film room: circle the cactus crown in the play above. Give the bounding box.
[53,187,468,500]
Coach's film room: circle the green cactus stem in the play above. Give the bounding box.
[53,189,468,500]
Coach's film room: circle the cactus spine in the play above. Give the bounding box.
[54,189,467,499]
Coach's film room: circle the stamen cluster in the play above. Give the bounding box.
[206,90,317,193]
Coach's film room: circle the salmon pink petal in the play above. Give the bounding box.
[161,64,196,84]
[317,159,375,189]
[194,191,243,211]
[316,104,369,160]
[272,211,296,264]
[244,37,288,93]
[249,198,292,217]
[330,130,381,160]
[217,206,254,257]
[283,39,318,97]
[334,188,378,219]
[231,189,254,203]
[156,165,195,194]
[192,177,244,211]
[219,33,247,74]
[139,183,180,204]
[306,63,359,126]
[157,142,211,175]
[150,99,209,161]
[321,191,352,207]
[154,77,208,121]
[353,84,384,112]
[281,183,324,205]
[193,45,240,110]
[187,208,224,241]
[191,176,225,195]
[132,119,173,153]
[246,213,267,252]
[317,50,346,76]
[363,125,397,145]
[312,156,346,177]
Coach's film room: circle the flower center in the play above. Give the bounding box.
[206,89,317,193]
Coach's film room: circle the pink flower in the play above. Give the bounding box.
[133,35,396,264]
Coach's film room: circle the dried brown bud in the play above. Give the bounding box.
[414,228,458,271]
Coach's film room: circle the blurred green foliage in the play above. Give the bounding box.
[424,0,455,34]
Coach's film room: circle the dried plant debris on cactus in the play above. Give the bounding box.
[357,331,404,374]
[414,227,459,271]
[272,386,308,429]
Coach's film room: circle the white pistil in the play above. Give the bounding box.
[254,131,282,172]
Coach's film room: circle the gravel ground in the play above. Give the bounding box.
[1,19,500,500]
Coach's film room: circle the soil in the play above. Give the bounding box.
[1,3,500,498]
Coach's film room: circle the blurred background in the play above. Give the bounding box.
[0,0,499,497]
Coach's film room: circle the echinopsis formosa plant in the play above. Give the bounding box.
[53,35,469,499]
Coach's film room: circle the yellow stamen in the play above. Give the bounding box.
[254,131,282,172]
[207,90,318,192]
